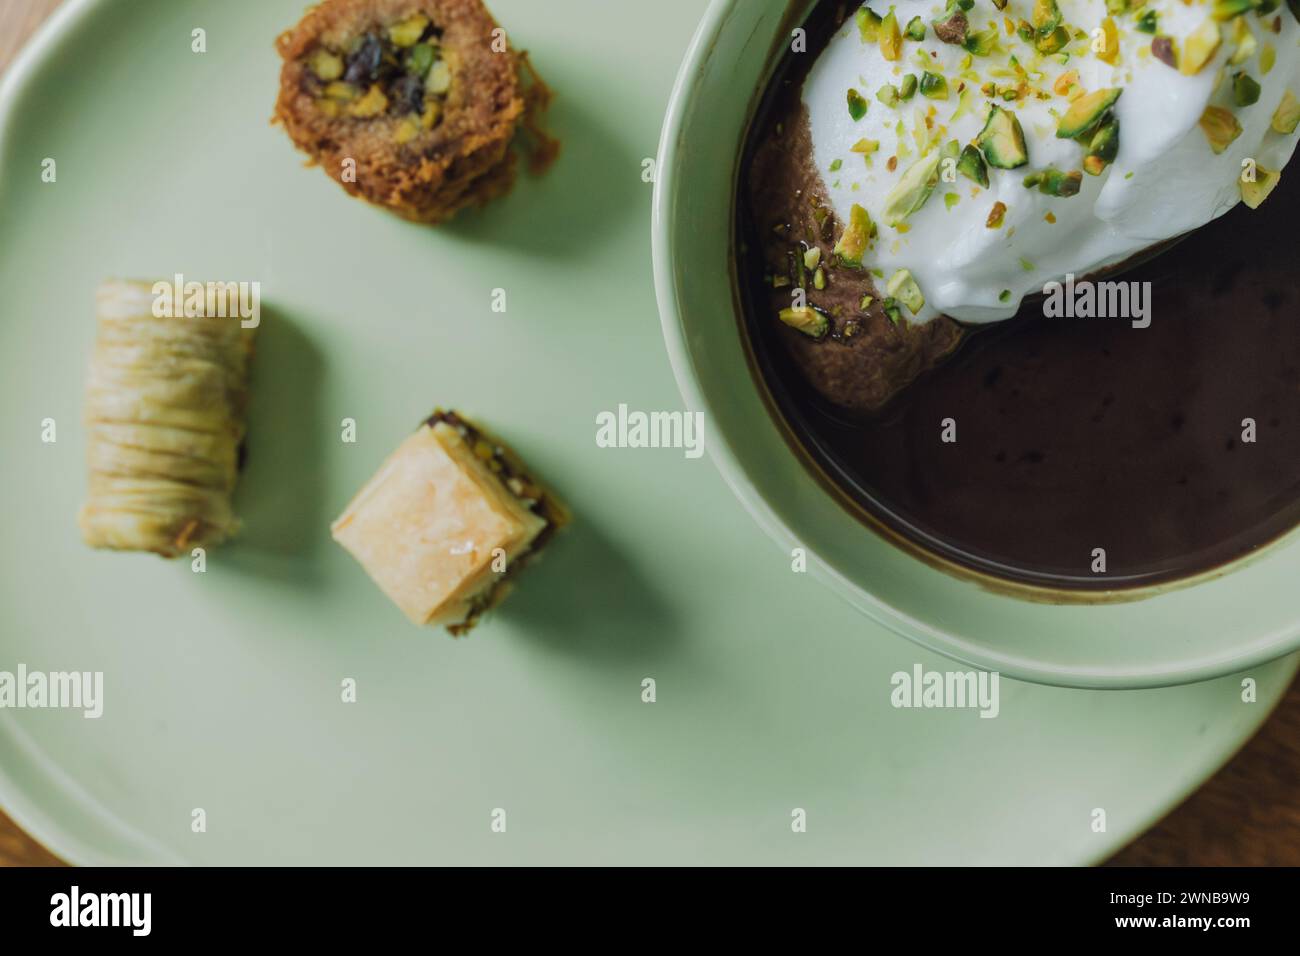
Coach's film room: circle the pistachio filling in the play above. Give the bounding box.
[301,13,452,141]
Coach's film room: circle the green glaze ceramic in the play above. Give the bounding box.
[652,0,1300,689]
[0,0,1294,866]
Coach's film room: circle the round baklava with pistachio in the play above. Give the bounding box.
[274,0,557,224]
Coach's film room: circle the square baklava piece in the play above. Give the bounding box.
[331,411,566,633]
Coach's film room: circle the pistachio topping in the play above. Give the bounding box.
[1151,35,1178,69]
[1057,88,1122,139]
[886,268,926,314]
[976,105,1029,168]
[1229,16,1258,65]
[1271,89,1300,131]
[778,307,830,339]
[833,203,875,266]
[920,71,950,100]
[883,151,943,225]
[957,143,990,186]
[1023,166,1083,196]
[880,9,904,61]
[934,9,969,45]
[1199,105,1244,152]
[857,6,883,42]
[1097,17,1121,65]
[848,88,870,120]
[1240,165,1281,207]
[1180,20,1222,76]
[1233,72,1263,106]
[1083,117,1120,175]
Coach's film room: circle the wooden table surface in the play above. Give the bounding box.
[3,0,1299,869]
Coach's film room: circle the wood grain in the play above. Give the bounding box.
[2,0,1298,869]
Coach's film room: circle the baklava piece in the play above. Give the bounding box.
[79,280,257,557]
[331,411,567,633]
[274,0,557,224]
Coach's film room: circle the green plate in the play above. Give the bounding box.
[0,0,1293,865]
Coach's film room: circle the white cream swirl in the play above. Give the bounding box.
[805,0,1300,323]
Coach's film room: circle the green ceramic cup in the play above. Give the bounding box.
[652,0,1300,688]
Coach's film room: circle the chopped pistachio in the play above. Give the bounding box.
[877,84,901,108]
[829,158,843,172]
[1211,0,1256,20]
[388,13,430,48]
[1240,166,1281,208]
[308,48,345,81]
[882,152,943,225]
[933,9,969,45]
[1234,72,1262,106]
[324,80,360,101]
[851,138,880,155]
[778,307,829,339]
[1053,69,1079,95]
[428,60,453,95]
[886,269,926,315]
[813,267,827,290]
[998,289,1012,303]
[348,83,390,118]
[406,43,436,78]
[1180,20,1222,76]
[1084,117,1120,175]
[1261,43,1277,75]
[420,98,442,129]
[944,192,961,209]
[857,6,883,42]
[833,203,875,266]
[1272,90,1300,132]
[957,144,990,186]
[394,116,421,145]
[803,247,822,270]
[1097,18,1120,64]
[977,105,1029,168]
[920,72,950,100]
[1035,25,1070,55]
[1199,105,1243,152]
[1151,36,1177,69]
[880,10,904,61]
[848,88,869,120]
[1024,166,1082,196]
[1057,88,1122,138]
[1229,17,1258,65]
[1135,9,1158,34]
[964,25,1001,56]
[986,201,1008,228]
[860,295,874,311]
[881,298,904,325]
[1032,0,1062,35]
[905,16,927,41]
[900,74,919,100]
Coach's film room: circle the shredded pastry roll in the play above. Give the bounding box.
[79,279,258,557]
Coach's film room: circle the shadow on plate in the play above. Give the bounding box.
[221,304,330,585]
[501,518,684,666]
[437,93,641,259]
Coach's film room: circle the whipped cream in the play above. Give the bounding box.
[804,0,1300,323]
